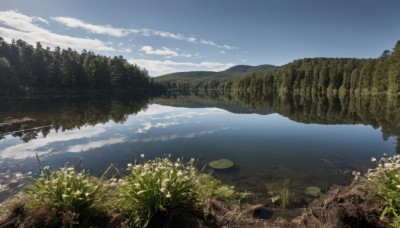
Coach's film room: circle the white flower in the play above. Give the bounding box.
[62,194,69,199]
[371,157,376,162]
[127,163,132,167]
[85,193,90,197]
[177,171,182,176]
[397,185,400,189]
[75,190,81,195]
[67,167,75,172]
[140,154,145,158]
[166,191,171,198]
[43,166,50,170]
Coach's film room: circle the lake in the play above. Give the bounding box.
[0,91,399,217]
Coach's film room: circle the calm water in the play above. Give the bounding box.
[1,92,399,214]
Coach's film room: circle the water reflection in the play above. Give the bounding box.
[0,92,399,208]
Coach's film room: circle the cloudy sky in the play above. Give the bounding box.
[0,0,399,76]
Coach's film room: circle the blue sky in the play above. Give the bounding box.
[0,0,399,76]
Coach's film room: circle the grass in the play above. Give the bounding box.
[358,155,400,227]
[0,155,250,227]
[25,166,106,217]
[115,155,248,227]
[115,155,200,227]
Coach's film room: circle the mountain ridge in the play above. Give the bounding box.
[155,64,277,82]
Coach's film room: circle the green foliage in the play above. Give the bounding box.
[116,156,200,227]
[116,155,247,227]
[0,37,153,96]
[362,155,400,226]
[154,64,277,90]
[25,166,106,216]
[156,41,400,95]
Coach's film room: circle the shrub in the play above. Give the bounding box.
[363,155,400,226]
[26,166,106,217]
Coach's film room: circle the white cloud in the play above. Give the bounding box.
[51,17,129,37]
[66,136,127,153]
[140,45,179,57]
[200,39,237,50]
[181,53,193,58]
[128,59,234,76]
[139,29,197,43]
[51,16,199,44]
[220,50,226,55]
[0,10,238,64]
[122,48,132,53]
[33,16,49,25]
[139,45,195,58]
[0,10,114,51]
[50,15,238,50]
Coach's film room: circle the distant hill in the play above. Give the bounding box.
[155,64,277,82]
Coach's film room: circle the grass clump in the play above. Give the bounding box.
[362,155,400,226]
[25,166,106,222]
[116,155,200,227]
[116,155,247,227]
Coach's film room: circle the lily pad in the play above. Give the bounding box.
[304,186,321,196]
[208,159,234,169]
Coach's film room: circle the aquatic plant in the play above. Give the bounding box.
[208,159,234,169]
[26,166,106,217]
[304,186,321,196]
[280,178,292,215]
[362,155,400,226]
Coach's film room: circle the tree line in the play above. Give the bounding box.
[0,37,155,96]
[156,41,400,95]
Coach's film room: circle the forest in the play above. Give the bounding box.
[1,36,400,96]
[0,37,154,96]
[155,41,400,95]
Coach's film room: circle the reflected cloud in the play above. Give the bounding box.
[136,121,179,134]
[0,127,105,160]
[66,136,127,153]
[132,128,230,143]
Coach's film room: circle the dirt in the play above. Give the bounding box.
[297,181,388,228]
